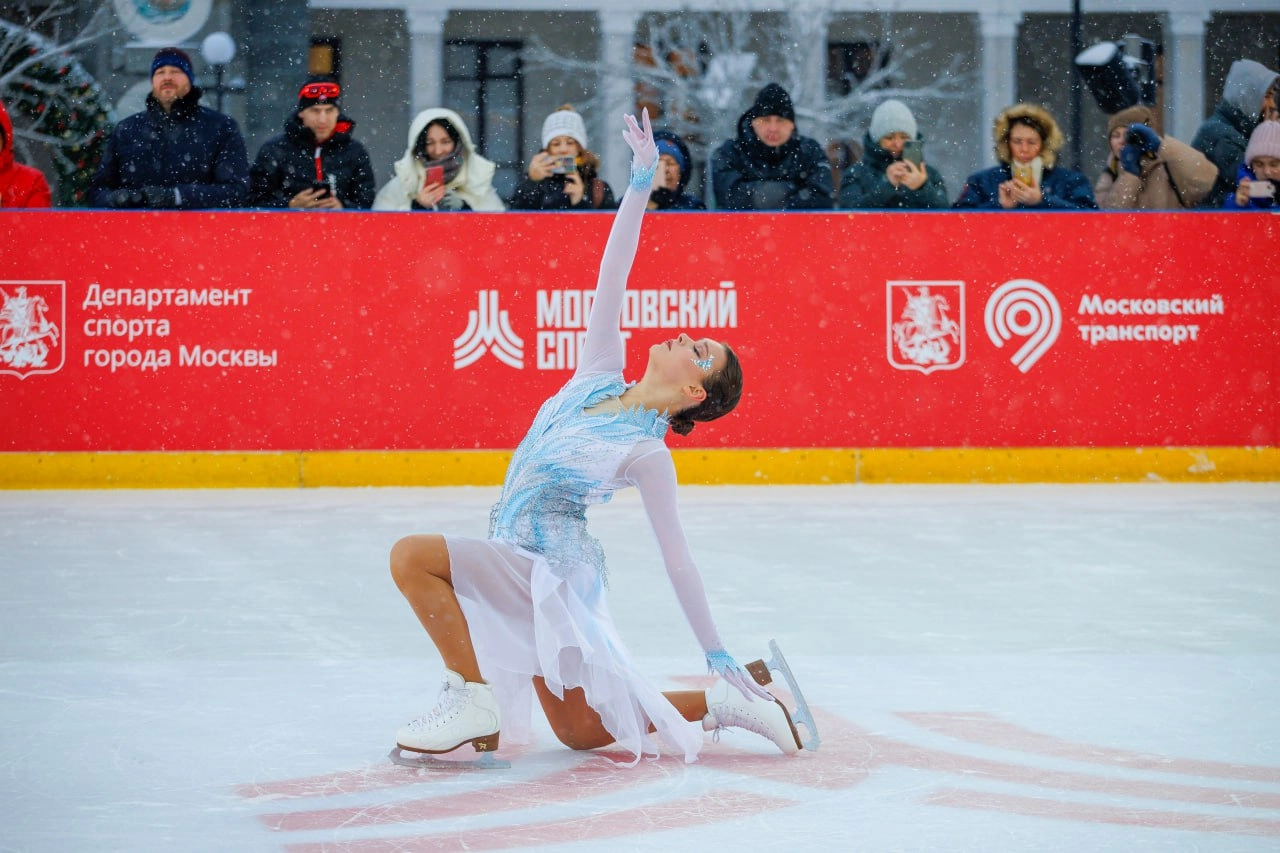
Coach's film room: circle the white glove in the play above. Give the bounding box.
[622,109,657,171]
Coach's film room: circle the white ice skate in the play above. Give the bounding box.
[390,670,509,770]
[745,639,820,752]
[703,678,802,755]
[703,639,820,754]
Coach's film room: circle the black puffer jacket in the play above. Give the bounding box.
[248,113,376,209]
[509,150,616,210]
[711,113,833,210]
[88,87,248,208]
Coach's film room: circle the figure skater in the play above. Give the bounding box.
[390,110,806,766]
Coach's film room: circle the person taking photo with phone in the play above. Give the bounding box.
[1225,119,1280,210]
[247,76,376,210]
[373,108,505,212]
[1191,59,1279,208]
[510,106,616,211]
[837,99,947,210]
[953,103,1096,210]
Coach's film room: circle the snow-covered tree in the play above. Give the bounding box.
[523,1,973,202]
[1,2,116,205]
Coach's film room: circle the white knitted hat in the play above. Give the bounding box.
[1244,120,1280,167]
[541,108,588,149]
[869,99,918,142]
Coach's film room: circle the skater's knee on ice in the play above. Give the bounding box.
[549,717,611,751]
[389,534,452,592]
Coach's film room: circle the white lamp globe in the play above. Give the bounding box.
[200,31,236,66]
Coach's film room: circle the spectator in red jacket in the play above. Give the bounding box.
[0,100,53,208]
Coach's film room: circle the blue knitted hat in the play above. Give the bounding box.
[151,47,195,84]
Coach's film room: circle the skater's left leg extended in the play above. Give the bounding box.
[534,677,709,751]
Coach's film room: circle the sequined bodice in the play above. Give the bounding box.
[488,371,669,582]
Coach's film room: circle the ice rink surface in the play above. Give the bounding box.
[2,482,1278,852]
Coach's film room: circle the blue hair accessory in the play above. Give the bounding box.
[630,158,658,190]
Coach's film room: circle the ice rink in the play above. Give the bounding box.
[2,482,1278,852]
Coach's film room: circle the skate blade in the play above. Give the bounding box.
[746,639,820,752]
[389,746,510,771]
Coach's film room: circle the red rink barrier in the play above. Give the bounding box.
[2,210,1277,452]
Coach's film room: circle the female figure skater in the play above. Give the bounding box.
[390,110,803,765]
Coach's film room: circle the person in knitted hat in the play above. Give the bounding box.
[1191,59,1280,207]
[510,105,615,210]
[1093,105,1216,209]
[248,76,377,210]
[711,82,832,210]
[1226,119,1280,209]
[953,103,1096,209]
[647,130,705,210]
[837,98,947,209]
[88,46,248,208]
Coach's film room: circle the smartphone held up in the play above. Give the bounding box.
[423,165,445,188]
[550,155,577,175]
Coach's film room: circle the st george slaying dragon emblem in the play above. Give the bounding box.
[886,281,964,374]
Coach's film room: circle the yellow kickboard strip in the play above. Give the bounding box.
[1,447,1276,489]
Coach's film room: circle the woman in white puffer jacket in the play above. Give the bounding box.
[373,107,505,211]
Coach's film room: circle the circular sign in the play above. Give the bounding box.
[114,80,154,118]
[112,0,212,44]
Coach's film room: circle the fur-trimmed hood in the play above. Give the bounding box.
[992,103,1064,167]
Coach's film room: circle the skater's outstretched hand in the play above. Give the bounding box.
[706,649,774,701]
[622,109,657,170]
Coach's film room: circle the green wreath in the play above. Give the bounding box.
[1,19,114,206]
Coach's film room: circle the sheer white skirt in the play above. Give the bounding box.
[443,534,703,765]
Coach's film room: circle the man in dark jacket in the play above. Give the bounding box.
[89,47,248,209]
[648,130,705,210]
[1190,58,1279,208]
[248,77,376,210]
[711,82,833,210]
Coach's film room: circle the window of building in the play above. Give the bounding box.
[444,40,523,201]
[828,40,891,96]
[309,37,341,79]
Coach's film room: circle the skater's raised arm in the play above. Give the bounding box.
[623,446,773,702]
[576,111,657,378]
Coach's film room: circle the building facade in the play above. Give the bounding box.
[69,0,1280,205]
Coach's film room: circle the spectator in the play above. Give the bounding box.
[837,99,948,210]
[1093,106,1217,209]
[88,47,248,209]
[247,77,376,210]
[1225,120,1280,210]
[647,131,705,210]
[1191,59,1279,208]
[509,106,615,210]
[953,103,1096,210]
[711,82,833,210]
[0,99,51,208]
[373,108,504,211]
